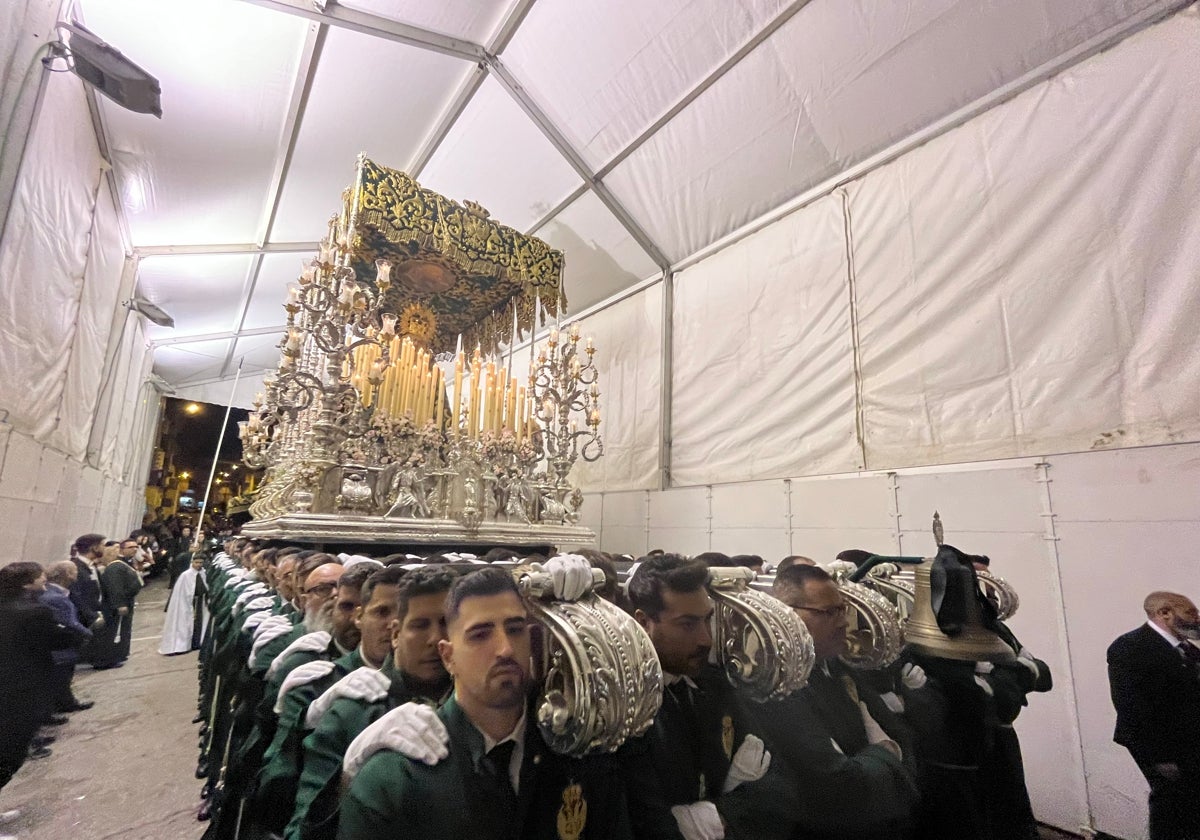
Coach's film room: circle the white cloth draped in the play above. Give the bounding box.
[158,568,206,655]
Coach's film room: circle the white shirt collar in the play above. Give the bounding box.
[1147,620,1183,648]
[663,672,699,691]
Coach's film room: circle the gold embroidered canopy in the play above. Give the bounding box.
[343,155,565,354]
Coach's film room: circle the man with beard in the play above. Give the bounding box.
[286,566,455,840]
[251,564,396,835]
[757,564,919,840]
[623,555,786,840]
[1109,591,1200,840]
[339,565,631,840]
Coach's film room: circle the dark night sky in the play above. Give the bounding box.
[163,398,249,476]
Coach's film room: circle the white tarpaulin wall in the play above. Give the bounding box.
[569,11,1200,838]
[0,66,159,566]
[667,8,1200,485]
[568,284,663,492]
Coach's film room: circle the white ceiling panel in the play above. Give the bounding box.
[420,76,583,233]
[338,0,515,44]
[136,254,255,341]
[231,332,286,373]
[502,0,792,169]
[602,30,837,264]
[269,27,477,242]
[79,0,308,246]
[242,252,305,331]
[537,190,660,313]
[154,338,234,384]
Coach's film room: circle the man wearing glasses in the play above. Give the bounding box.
[754,563,919,840]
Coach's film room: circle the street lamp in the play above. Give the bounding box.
[184,402,201,415]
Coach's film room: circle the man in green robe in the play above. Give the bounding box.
[285,565,456,840]
[339,565,632,840]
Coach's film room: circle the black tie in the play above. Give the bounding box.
[1179,642,1200,666]
[486,741,517,796]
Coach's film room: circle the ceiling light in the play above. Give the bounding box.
[56,22,162,117]
[127,297,174,327]
[184,403,201,414]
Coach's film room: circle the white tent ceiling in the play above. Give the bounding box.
[71,0,1182,390]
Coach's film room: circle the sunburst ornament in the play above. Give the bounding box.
[398,301,438,347]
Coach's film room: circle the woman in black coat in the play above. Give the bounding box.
[0,562,79,790]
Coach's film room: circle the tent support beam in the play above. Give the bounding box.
[409,64,487,179]
[219,21,326,380]
[487,57,671,271]
[526,183,588,237]
[236,0,484,62]
[409,0,537,179]
[594,0,814,181]
[153,324,288,349]
[256,22,327,247]
[135,242,320,257]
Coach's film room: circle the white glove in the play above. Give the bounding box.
[1016,647,1041,681]
[244,596,275,613]
[721,734,770,793]
[858,701,901,760]
[305,666,391,729]
[267,631,332,678]
[342,702,449,779]
[243,610,273,633]
[252,614,292,640]
[974,660,995,675]
[670,801,725,840]
[224,570,249,588]
[900,662,927,690]
[274,660,337,714]
[973,675,995,697]
[538,554,592,601]
[235,584,268,608]
[248,621,295,668]
[879,691,906,714]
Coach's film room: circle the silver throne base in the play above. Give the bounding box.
[241,512,595,551]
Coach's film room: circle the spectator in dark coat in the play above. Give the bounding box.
[69,533,106,629]
[39,561,94,713]
[1,562,80,790]
[93,542,143,669]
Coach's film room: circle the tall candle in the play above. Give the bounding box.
[435,369,445,429]
[452,356,463,436]
[506,377,517,433]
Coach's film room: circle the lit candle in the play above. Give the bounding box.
[548,327,559,346]
[286,287,300,307]
[589,408,601,426]
[542,396,554,420]
[570,321,580,340]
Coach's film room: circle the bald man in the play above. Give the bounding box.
[1108,591,1200,840]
